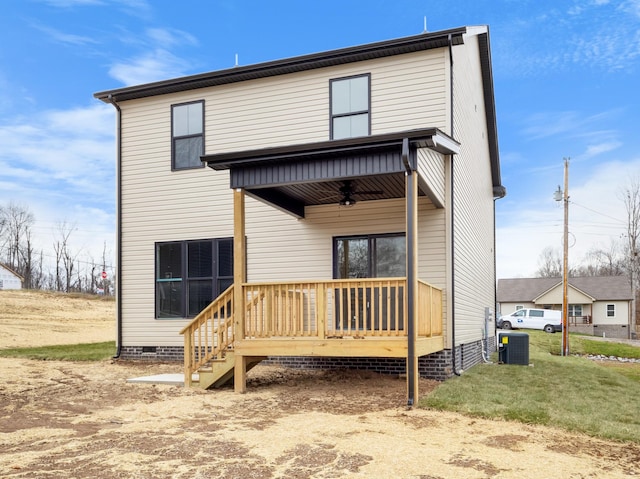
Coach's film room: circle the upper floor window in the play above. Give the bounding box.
[330,74,370,140]
[172,100,204,170]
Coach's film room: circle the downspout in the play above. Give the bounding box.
[447,33,461,376]
[105,94,122,359]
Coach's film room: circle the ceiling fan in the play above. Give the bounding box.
[320,180,384,206]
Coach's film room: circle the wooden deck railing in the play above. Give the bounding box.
[418,279,443,337]
[181,278,443,382]
[179,285,234,385]
[243,278,443,339]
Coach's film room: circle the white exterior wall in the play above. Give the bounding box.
[592,301,629,325]
[118,48,450,347]
[0,265,22,290]
[417,148,446,207]
[536,286,594,306]
[450,31,497,346]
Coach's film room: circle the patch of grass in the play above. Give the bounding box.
[0,341,116,361]
[420,330,640,443]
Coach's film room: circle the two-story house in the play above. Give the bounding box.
[95,25,505,404]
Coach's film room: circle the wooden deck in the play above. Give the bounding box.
[180,278,444,390]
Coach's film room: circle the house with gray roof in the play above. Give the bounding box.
[497,276,633,339]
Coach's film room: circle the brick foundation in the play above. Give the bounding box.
[119,337,493,380]
[119,346,184,362]
[592,324,630,339]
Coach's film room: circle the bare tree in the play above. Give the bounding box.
[535,246,563,278]
[53,221,79,292]
[622,177,640,334]
[575,240,625,277]
[0,202,36,287]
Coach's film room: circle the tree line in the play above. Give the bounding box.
[535,178,640,282]
[0,201,113,295]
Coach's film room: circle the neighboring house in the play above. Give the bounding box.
[95,25,505,402]
[0,264,23,290]
[497,276,633,339]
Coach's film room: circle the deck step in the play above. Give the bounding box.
[193,354,266,390]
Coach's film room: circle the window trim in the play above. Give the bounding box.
[171,100,205,171]
[155,237,233,319]
[569,304,583,317]
[329,73,371,140]
[332,232,405,279]
[606,303,616,318]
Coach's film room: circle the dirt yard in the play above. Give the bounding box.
[1,290,639,478]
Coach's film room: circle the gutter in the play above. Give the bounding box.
[105,94,122,359]
[447,34,461,377]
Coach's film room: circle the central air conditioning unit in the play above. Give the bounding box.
[498,332,529,365]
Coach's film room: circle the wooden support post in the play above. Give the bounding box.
[233,189,247,393]
[234,354,247,394]
[184,328,192,387]
[317,283,326,339]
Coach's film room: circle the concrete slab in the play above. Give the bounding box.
[127,373,185,386]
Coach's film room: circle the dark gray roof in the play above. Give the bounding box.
[94,27,466,103]
[497,276,633,302]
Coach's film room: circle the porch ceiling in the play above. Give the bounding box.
[202,128,459,217]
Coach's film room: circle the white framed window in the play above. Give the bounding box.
[569,304,582,316]
[515,305,524,311]
[172,100,204,170]
[606,304,616,317]
[330,74,370,140]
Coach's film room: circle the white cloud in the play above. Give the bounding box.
[520,109,621,141]
[108,27,199,85]
[147,27,198,48]
[32,23,98,46]
[109,48,192,85]
[580,141,622,159]
[497,156,640,279]
[0,103,116,261]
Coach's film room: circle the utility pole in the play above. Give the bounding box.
[554,158,570,356]
[561,158,570,356]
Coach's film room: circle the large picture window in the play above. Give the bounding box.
[156,238,233,318]
[330,74,370,140]
[334,233,405,279]
[333,233,405,330]
[172,100,204,170]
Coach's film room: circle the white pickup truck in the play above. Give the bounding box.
[497,308,562,333]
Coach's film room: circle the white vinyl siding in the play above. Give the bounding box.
[450,33,496,345]
[417,148,446,207]
[593,301,628,325]
[117,48,450,347]
[536,286,594,306]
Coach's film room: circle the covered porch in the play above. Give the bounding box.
[181,129,458,404]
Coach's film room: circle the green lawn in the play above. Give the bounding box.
[420,330,640,443]
[0,341,116,361]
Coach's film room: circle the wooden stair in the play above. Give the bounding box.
[190,352,266,389]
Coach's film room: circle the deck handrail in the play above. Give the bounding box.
[180,285,235,386]
[181,278,444,383]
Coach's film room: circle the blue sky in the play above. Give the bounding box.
[1,0,639,279]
